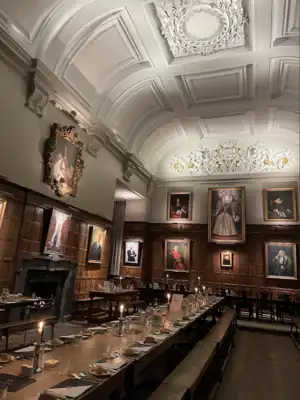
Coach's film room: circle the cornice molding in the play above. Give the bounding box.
[0,29,152,185]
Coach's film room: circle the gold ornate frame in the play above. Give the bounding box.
[265,241,297,280]
[0,199,7,231]
[44,123,84,197]
[263,188,298,222]
[164,239,190,273]
[220,251,233,268]
[167,192,192,221]
[208,187,246,244]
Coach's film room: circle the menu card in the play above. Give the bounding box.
[169,294,183,314]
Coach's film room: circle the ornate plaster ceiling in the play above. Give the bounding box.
[0,0,299,180]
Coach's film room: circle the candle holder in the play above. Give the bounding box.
[33,343,41,373]
[117,317,125,337]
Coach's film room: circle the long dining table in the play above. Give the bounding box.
[1,296,224,400]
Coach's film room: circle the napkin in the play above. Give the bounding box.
[87,326,107,333]
[15,346,36,353]
[46,385,92,398]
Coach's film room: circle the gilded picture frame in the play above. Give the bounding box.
[208,187,246,244]
[44,123,84,197]
[164,239,190,273]
[220,251,233,268]
[0,199,7,231]
[43,208,72,255]
[265,241,297,280]
[167,192,192,221]
[263,188,297,222]
[87,225,106,265]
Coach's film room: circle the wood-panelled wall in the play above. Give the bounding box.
[124,222,300,295]
[0,180,112,298]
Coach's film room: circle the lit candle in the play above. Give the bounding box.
[195,287,198,294]
[119,303,124,319]
[166,274,169,284]
[167,293,171,304]
[197,276,200,285]
[203,285,206,292]
[38,321,44,343]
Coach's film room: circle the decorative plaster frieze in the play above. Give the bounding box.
[155,0,249,57]
[26,59,49,117]
[170,141,295,175]
[86,134,103,158]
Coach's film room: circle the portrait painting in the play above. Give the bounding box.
[87,226,106,264]
[221,251,233,268]
[264,188,297,222]
[167,192,191,221]
[208,187,246,244]
[0,199,7,231]
[44,124,84,197]
[164,239,190,273]
[265,242,297,280]
[44,209,71,254]
[123,240,143,267]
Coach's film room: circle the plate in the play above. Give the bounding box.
[88,368,112,378]
[0,353,14,363]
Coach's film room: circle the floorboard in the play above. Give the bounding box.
[214,330,300,400]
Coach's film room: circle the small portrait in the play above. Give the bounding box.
[164,239,190,272]
[264,188,297,222]
[168,192,191,221]
[124,240,143,267]
[265,242,297,280]
[0,199,7,231]
[44,209,71,254]
[221,251,233,268]
[88,226,106,264]
[44,124,84,197]
[208,187,245,244]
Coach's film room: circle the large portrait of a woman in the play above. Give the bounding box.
[164,239,190,273]
[208,187,246,243]
[265,242,297,280]
[167,192,191,221]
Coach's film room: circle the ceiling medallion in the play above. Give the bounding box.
[155,0,249,57]
[169,141,295,175]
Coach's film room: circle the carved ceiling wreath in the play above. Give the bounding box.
[44,123,84,197]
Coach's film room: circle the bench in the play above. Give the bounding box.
[149,309,236,400]
[0,316,57,352]
[291,316,300,351]
[73,297,104,321]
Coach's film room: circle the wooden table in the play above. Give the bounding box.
[89,291,139,320]
[1,297,224,400]
[0,298,37,322]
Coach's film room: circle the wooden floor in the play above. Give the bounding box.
[215,330,300,400]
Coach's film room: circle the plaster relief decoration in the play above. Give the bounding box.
[155,0,248,58]
[170,141,295,175]
[208,187,245,244]
[123,160,135,182]
[44,124,84,197]
[86,134,102,158]
[26,59,49,117]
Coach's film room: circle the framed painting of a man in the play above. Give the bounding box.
[44,123,84,197]
[208,187,246,244]
[87,226,106,264]
[265,242,297,280]
[123,239,143,267]
[44,208,71,254]
[164,239,190,273]
[264,188,297,222]
[167,192,191,221]
[220,251,233,268]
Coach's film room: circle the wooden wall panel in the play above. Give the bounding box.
[0,179,112,299]
[124,222,300,296]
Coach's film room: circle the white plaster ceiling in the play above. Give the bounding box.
[115,180,143,200]
[0,0,299,179]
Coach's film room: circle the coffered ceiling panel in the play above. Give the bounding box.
[0,0,298,181]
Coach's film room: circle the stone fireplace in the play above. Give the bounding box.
[14,256,77,322]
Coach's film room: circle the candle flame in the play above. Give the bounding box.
[119,303,124,312]
[167,293,171,299]
[38,321,44,330]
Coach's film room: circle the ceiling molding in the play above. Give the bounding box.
[271,0,300,47]
[269,57,300,98]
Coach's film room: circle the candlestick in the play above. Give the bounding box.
[119,303,124,319]
[167,293,171,304]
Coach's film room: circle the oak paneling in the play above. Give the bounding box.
[0,179,112,299]
[124,222,300,295]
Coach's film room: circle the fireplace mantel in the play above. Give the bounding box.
[14,256,77,321]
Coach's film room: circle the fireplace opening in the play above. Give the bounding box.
[24,270,67,318]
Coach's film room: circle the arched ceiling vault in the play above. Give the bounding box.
[0,0,299,179]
